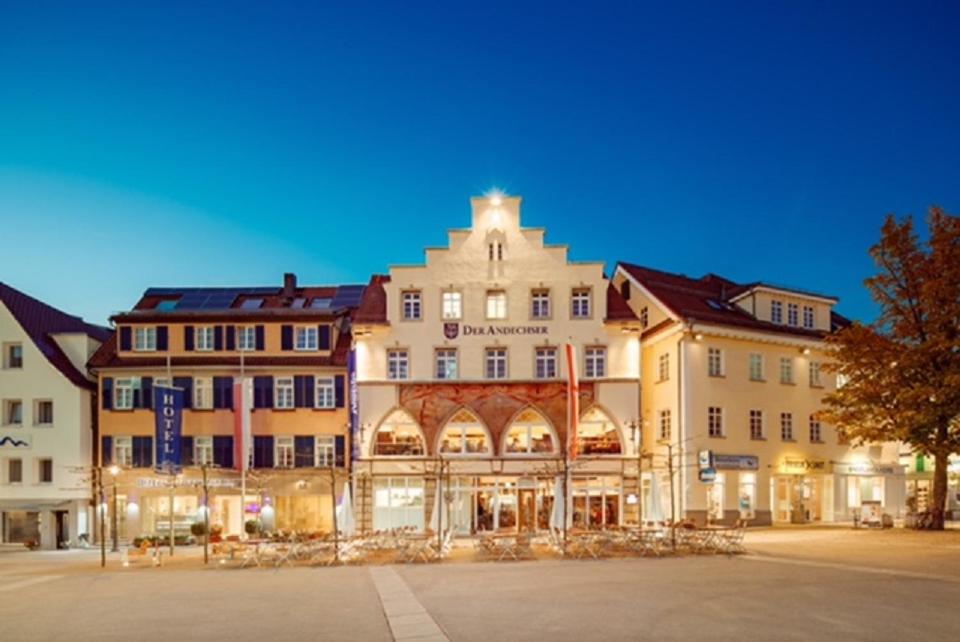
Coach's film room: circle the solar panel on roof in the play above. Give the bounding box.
[310,297,332,309]
[330,286,365,308]
[176,293,208,310]
[241,298,263,309]
[202,293,238,309]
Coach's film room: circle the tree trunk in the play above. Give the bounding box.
[930,450,949,531]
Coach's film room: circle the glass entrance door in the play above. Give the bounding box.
[518,489,536,532]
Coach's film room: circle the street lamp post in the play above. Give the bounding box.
[97,467,105,568]
[630,421,643,526]
[109,465,120,552]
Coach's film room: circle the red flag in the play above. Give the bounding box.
[566,343,579,461]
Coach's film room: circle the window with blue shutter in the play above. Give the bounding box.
[132,436,153,468]
[253,436,274,468]
[101,436,113,466]
[173,377,192,409]
[255,325,265,351]
[335,435,345,467]
[214,326,224,351]
[213,436,234,468]
[156,326,169,350]
[120,327,132,351]
[281,325,293,350]
[294,436,314,467]
[141,377,153,410]
[253,376,273,409]
[319,325,331,350]
[213,377,234,409]
[335,375,345,408]
[184,326,195,351]
[132,379,143,409]
[102,378,113,410]
[181,436,194,466]
[226,326,236,351]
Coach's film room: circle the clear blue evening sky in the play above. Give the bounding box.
[1,1,958,326]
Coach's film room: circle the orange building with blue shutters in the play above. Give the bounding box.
[88,273,363,539]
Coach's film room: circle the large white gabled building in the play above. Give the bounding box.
[0,283,110,549]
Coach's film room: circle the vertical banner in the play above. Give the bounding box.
[565,343,579,461]
[233,378,252,472]
[349,348,360,462]
[154,384,184,475]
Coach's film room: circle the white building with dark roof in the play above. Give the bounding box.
[0,283,110,549]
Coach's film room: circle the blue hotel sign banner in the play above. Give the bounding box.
[154,385,184,475]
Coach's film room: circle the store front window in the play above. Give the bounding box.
[578,407,622,455]
[738,473,757,520]
[707,472,726,522]
[373,477,424,530]
[504,408,557,455]
[438,409,491,456]
[571,476,621,528]
[373,410,426,456]
[847,475,885,507]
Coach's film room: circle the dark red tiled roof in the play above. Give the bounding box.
[617,263,833,340]
[0,282,111,389]
[604,282,638,322]
[354,274,391,324]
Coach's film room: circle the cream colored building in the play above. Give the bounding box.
[612,264,905,525]
[0,283,109,549]
[352,195,643,533]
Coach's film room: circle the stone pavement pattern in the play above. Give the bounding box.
[1,527,959,641]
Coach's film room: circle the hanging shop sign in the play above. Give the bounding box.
[699,467,717,483]
[714,454,760,471]
[442,322,548,339]
[698,450,714,470]
[154,384,184,475]
[778,457,831,475]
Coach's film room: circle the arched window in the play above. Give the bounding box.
[438,408,491,456]
[503,408,557,455]
[373,409,426,456]
[578,407,622,455]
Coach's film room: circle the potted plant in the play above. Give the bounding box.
[244,519,261,537]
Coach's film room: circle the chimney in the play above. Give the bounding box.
[283,272,297,298]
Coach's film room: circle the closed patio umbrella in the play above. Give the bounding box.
[428,486,448,533]
[549,475,565,531]
[646,473,665,524]
[336,483,356,537]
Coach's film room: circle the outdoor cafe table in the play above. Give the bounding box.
[397,534,437,564]
[694,525,736,553]
[489,533,532,561]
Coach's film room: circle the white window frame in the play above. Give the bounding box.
[486,291,507,320]
[115,378,135,410]
[402,291,422,321]
[708,406,724,438]
[435,349,458,380]
[535,347,557,379]
[749,353,764,381]
[275,436,294,468]
[274,377,295,409]
[4,343,23,369]
[387,350,409,380]
[781,413,794,441]
[657,353,669,382]
[441,291,462,320]
[584,347,606,379]
[809,416,822,443]
[485,348,507,380]
[195,326,215,352]
[114,436,133,467]
[4,399,23,425]
[315,436,335,467]
[294,326,318,351]
[749,410,764,440]
[658,409,671,441]
[237,326,256,351]
[787,303,799,327]
[780,357,794,384]
[707,347,724,377]
[531,290,551,319]
[809,362,822,387]
[34,400,53,426]
[571,288,591,319]
[803,305,815,329]
[194,436,214,466]
[193,377,213,410]
[315,377,335,409]
[134,327,157,352]
[771,300,783,324]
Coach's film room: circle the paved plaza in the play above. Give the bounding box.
[2,527,960,641]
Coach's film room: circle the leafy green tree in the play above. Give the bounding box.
[822,207,960,529]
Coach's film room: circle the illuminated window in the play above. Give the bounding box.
[486,291,507,319]
[578,407,622,455]
[504,408,556,455]
[373,410,425,456]
[438,408,490,455]
[114,436,133,467]
[441,291,461,320]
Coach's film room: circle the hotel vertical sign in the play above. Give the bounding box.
[154,384,184,475]
[349,348,360,462]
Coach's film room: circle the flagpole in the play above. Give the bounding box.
[240,348,246,539]
[166,353,175,558]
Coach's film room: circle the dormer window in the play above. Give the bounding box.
[240,298,263,309]
[803,306,815,329]
[771,300,783,324]
[787,303,799,327]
